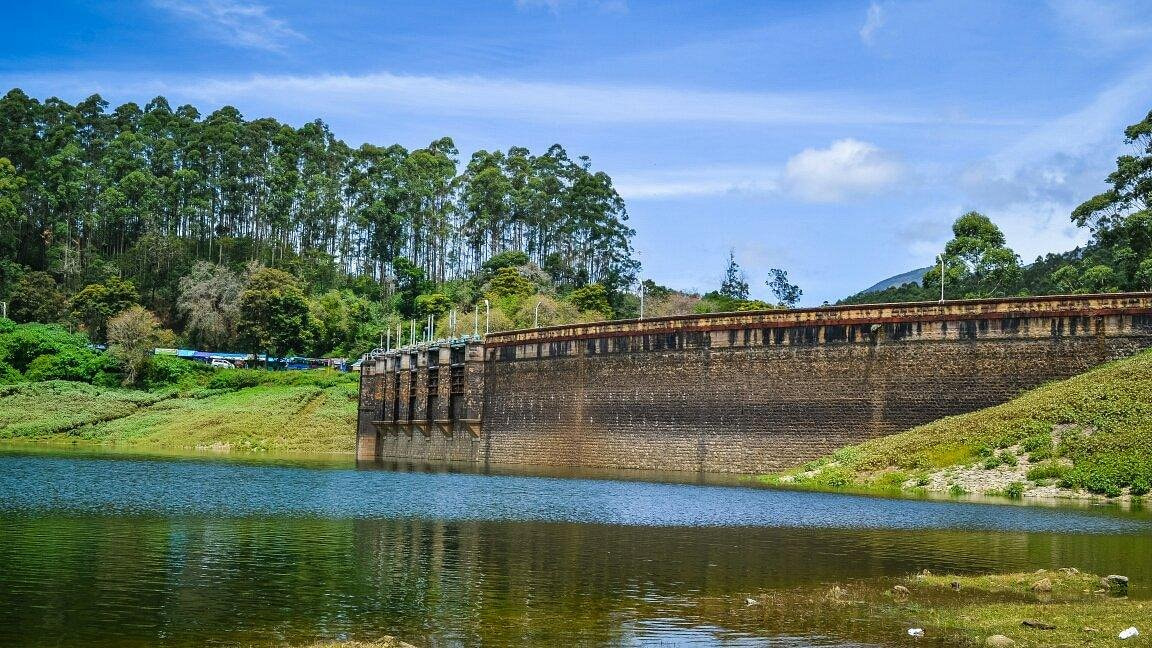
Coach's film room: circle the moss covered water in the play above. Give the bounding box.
[2,447,1152,647]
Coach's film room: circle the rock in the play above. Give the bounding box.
[744,597,758,606]
[1101,574,1130,594]
[985,636,1015,647]
[1035,568,1047,574]
[1059,567,1079,575]
[1119,626,1139,639]
[893,585,910,597]
[950,580,962,592]
[1031,577,1053,593]
[1022,620,1056,630]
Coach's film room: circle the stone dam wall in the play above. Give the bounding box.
[357,293,1152,474]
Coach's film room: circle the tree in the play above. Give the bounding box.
[177,261,242,349]
[70,276,139,341]
[1072,109,1152,233]
[767,268,802,307]
[922,212,1021,298]
[237,268,310,364]
[8,271,66,324]
[719,250,749,299]
[107,306,172,385]
[487,266,535,298]
[568,283,612,319]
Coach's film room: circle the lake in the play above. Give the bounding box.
[1,447,1149,647]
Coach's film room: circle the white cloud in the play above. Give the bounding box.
[859,1,886,46]
[151,0,304,52]
[5,70,1021,129]
[783,139,905,203]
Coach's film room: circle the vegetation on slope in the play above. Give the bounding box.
[763,349,1152,499]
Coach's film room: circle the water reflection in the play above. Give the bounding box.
[0,451,1150,647]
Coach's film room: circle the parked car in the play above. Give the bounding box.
[210,359,234,369]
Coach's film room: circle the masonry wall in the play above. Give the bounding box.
[357,341,485,462]
[479,294,1152,474]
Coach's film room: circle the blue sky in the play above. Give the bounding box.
[3,1,1151,304]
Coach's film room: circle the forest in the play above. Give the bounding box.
[0,88,640,361]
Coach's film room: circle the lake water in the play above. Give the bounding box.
[1,447,1150,647]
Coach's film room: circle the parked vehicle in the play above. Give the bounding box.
[210,359,234,369]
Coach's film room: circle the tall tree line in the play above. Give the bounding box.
[0,89,638,319]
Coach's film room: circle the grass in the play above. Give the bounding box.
[762,348,1152,499]
[0,370,359,454]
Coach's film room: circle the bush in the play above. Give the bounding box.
[1130,478,1150,497]
[0,324,92,373]
[1026,462,1070,482]
[1004,481,1025,498]
[949,484,967,497]
[23,348,117,383]
[144,355,214,390]
[0,360,21,384]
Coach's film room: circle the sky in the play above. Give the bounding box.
[2,1,1151,304]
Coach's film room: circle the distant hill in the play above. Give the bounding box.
[860,267,931,294]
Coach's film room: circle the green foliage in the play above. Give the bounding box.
[719,250,749,300]
[767,268,802,307]
[567,283,611,318]
[1026,462,1070,482]
[487,266,535,298]
[414,293,452,317]
[143,354,214,390]
[921,212,1021,299]
[0,323,93,373]
[7,271,67,324]
[238,268,311,359]
[70,276,139,342]
[0,360,21,384]
[1004,481,1025,498]
[24,347,116,383]
[948,484,967,497]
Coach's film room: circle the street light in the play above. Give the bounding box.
[484,299,490,335]
[937,254,946,302]
[639,280,645,320]
[473,304,479,337]
[534,300,542,328]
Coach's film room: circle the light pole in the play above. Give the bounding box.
[429,314,435,343]
[450,309,457,338]
[639,280,645,320]
[410,319,416,346]
[484,299,490,335]
[534,300,542,328]
[473,304,479,337]
[937,254,946,302]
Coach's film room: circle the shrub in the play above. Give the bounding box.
[948,484,967,497]
[0,324,92,372]
[144,355,215,390]
[997,449,1018,467]
[1026,462,1070,482]
[1130,478,1150,497]
[873,470,909,490]
[0,360,21,384]
[23,348,116,383]
[1004,481,1025,498]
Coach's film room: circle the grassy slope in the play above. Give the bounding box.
[763,349,1152,498]
[0,377,358,454]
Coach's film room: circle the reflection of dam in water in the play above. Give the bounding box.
[358,293,1152,473]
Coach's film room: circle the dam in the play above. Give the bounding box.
[356,293,1152,474]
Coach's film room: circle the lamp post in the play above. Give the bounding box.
[639,280,645,320]
[473,304,479,337]
[938,254,946,302]
[410,319,416,346]
[484,299,490,335]
[534,300,542,328]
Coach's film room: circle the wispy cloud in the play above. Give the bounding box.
[783,139,905,203]
[859,1,886,46]
[613,166,780,199]
[1047,0,1152,52]
[150,0,304,52]
[7,70,1026,129]
[515,0,628,14]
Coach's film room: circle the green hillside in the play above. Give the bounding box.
[763,349,1152,500]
